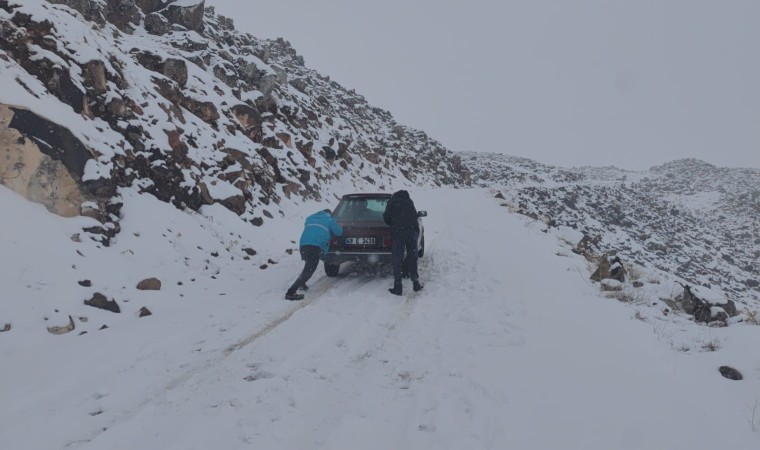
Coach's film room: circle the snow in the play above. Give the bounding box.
[82,159,111,181]
[1,186,759,449]
[171,0,204,7]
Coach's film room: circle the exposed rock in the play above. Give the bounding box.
[134,50,163,72]
[105,0,141,32]
[590,254,625,283]
[1,323,10,332]
[85,293,121,313]
[710,306,729,323]
[78,279,92,287]
[5,105,92,179]
[220,194,246,215]
[689,294,712,324]
[83,60,108,95]
[136,0,170,14]
[161,0,205,33]
[138,306,152,317]
[242,247,257,256]
[722,300,738,317]
[231,104,261,140]
[47,0,107,25]
[162,58,188,86]
[137,277,162,290]
[718,366,742,381]
[0,105,85,217]
[144,12,171,36]
[47,315,76,335]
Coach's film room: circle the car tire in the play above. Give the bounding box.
[325,263,340,277]
[417,236,425,258]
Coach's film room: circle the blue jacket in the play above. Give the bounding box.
[300,210,343,255]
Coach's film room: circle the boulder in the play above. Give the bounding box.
[84,293,121,313]
[83,60,108,96]
[105,0,141,32]
[161,58,188,87]
[144,12,171,35]
[590,254,625,283]
[46,0,107,25]
[137,277,162,290]
[719,366,742,381]
[161,0,205,33]
[135,0,170,14]
[138,306,152,317]
[0,105,86,217]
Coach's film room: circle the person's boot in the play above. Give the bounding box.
[412,279,424,292]
[285,291,305,301]
[388,278,402,296]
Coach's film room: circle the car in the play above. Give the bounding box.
[323,193,427,276]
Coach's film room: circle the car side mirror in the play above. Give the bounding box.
[417,211,427,217]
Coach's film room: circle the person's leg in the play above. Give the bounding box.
[391,233,405,281]
[389,232,404,295]
[405,229,423,291]
[404,229,419,281]
[287,246,320,295]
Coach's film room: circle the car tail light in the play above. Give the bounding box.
[383,233,392,248]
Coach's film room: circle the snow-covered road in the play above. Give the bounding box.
[2,187,758,449]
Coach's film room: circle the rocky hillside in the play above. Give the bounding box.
[462,152,760,305]
[0,0,469,244]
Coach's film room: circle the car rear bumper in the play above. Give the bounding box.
[324,251,393,265]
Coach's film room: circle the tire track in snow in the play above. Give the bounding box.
[72,261,396,449]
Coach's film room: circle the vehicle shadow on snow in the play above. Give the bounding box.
[330,261,394,279]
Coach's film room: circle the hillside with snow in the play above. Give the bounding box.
[462,152,760,308]
[0,0,468,246]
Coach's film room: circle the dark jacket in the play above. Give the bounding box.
[383,190,418,232]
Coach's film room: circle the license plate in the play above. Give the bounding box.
[345,237,375,245]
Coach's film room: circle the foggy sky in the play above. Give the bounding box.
[210,0,760,171]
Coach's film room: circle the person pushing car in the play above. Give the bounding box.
[383,190,423,295]
[285,209,343,300]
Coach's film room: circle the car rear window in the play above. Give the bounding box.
[334,198,388,222]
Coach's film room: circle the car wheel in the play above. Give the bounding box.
[325,262,340,277]
[417,236,425,258]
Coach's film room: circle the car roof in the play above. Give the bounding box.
[341,193,392,199]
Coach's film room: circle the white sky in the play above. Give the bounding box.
[210,0,760,171]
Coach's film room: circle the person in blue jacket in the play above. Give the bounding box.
[285,209,343,300]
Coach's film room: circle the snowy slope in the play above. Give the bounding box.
[2,185,759,449]
[0,0,469,243]
[462,152,760,309]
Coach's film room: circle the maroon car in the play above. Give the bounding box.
[323,193,426,276]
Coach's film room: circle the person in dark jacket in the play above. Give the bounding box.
[383,190,423,295]
[285,209,343,300]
